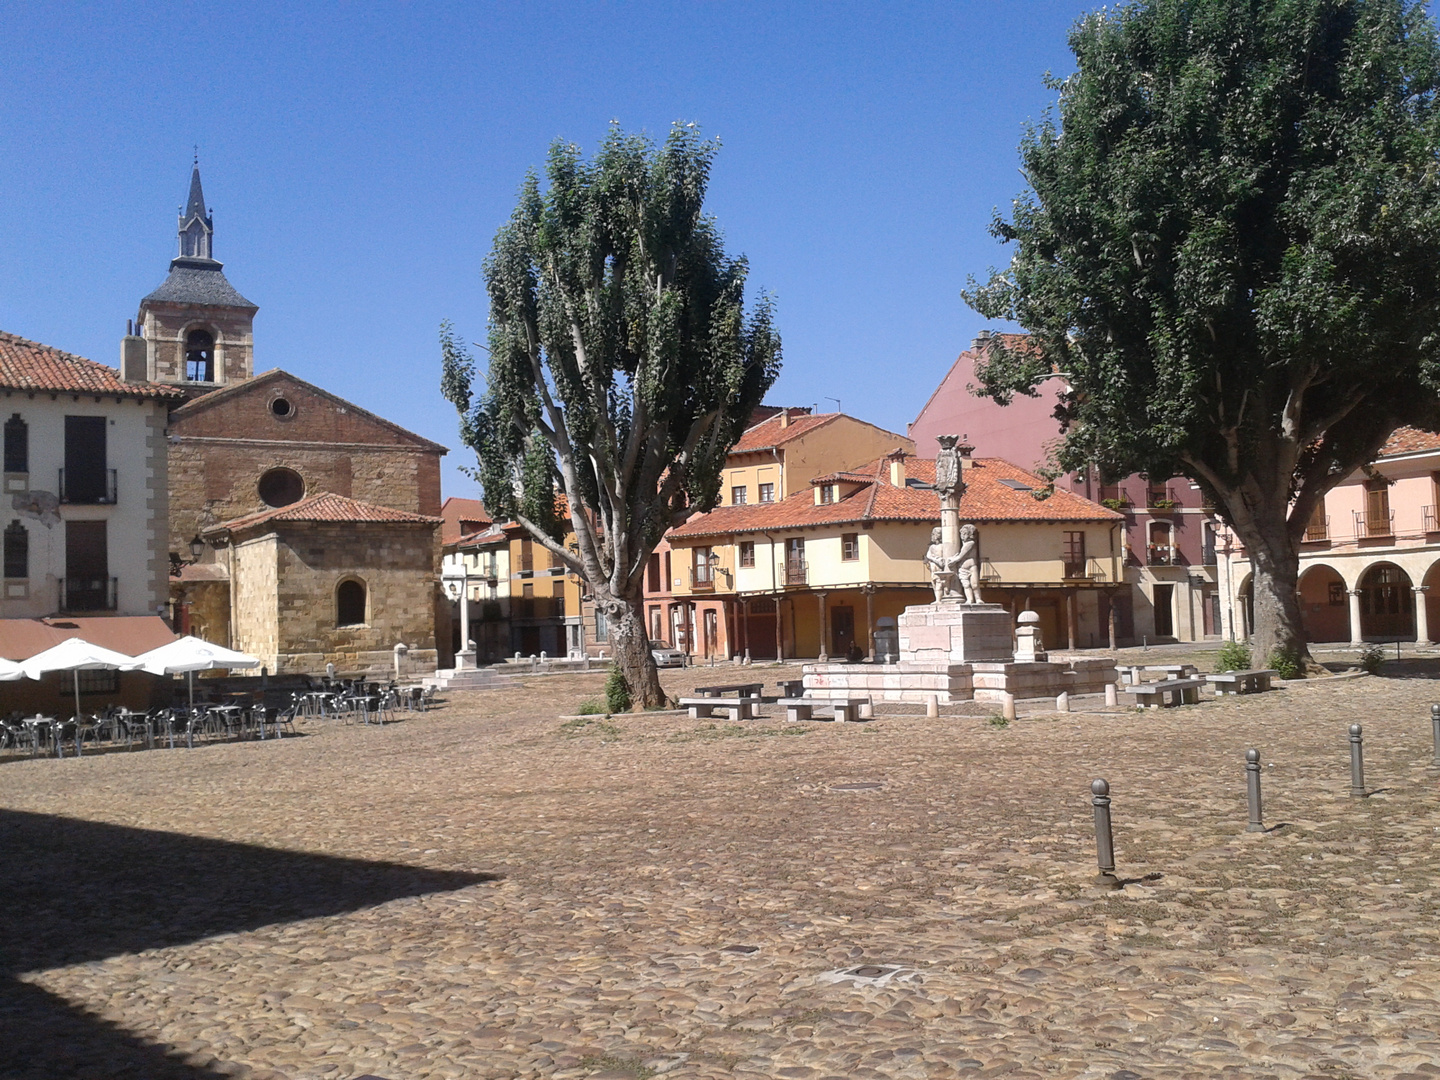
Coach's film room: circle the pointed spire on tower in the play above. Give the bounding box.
[176,160,214,262]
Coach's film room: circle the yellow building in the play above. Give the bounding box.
[664,449,1125,659]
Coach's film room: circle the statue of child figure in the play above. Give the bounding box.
[923,527,959,602]
[955,523,980,605]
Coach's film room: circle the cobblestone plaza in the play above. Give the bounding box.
[4,666,1440,1079]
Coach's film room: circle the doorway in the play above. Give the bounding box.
[830,606,856,658]
[1152,584,1175,638]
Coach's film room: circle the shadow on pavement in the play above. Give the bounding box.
[0,809,497,1079]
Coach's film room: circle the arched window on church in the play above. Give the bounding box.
[337,579,367,627]
[185,329,215,382]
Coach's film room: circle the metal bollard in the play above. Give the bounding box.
[1429,704,1440,775]
[1349,723,1366,797]
[1245,748,1264,832]
[1091,778,1118,885]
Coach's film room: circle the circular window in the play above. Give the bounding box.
[257,468,305,508]
[269,396,294,419]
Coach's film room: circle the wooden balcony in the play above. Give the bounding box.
[784,561,808,587]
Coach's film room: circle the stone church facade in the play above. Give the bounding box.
[137,165,447,676]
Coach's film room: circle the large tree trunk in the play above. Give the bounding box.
[1228,513,1316,672]
[605,595,667,710]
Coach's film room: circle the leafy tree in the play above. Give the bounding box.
[442,124,780,707]
[966,0,1440,664]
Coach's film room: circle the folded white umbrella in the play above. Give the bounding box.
[20,637,144,723]
[134,636,260,710]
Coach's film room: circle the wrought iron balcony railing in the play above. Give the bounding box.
[1354,509,1395,538]
[58,468,117,505]
[784,560,808,587]
[1303,516,1330,542]
[59,576,117,612]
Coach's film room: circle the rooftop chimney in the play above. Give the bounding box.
[958,434,975,468]
[779,409,791,429]
[888,450,906,487]
[972,329,993,352]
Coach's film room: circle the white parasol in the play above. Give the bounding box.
[0,656,25,681]
[134,636,260,711]
[20,637,144,723]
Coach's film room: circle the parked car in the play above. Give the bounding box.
[651,646,685,668]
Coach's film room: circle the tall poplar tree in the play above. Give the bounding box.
[442,124,780,706]
[966,0,1440,664]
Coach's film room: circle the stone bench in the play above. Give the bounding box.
[1129,677,1208,708]
[1119,663,1200,686]
[1207,669,1278,695]
[679,696,759,721]
[777,698,865,722]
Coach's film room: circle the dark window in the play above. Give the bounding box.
[3,521,26,579]
[269,397,293,418]
[1365,481,1392,536]
[185,329,215,382]
[841,533,859,561]
[336,579,366,626]
[257,468,304,508]
[64,519,108,611]
[63,416,107,503]
[4,414,27,473]
[1063,531,1086,577]
[595,607,609,642]
[552,579,565,618]
[739,541,755,568]
[520,539,533,572]
[77,669,120,694]
[647,553,661,592]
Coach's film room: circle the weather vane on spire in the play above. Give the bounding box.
[193,145,199,166]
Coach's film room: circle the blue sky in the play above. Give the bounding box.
[0,1,1089,500]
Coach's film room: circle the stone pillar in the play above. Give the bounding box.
[816,591,829,661]
[1107,590,1118,650]
[864,585,876,661]
[1415,586,1431,646]
[1066,589,1078,651]
[1349,588,1364,646]
[740,598,750,659]
[455,571,475,670]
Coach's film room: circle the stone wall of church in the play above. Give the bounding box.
[168,440,439,555]
[229,521,439,676]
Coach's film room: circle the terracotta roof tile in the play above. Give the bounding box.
[206,491,442,535]
[0,331,185,400]
[1381,427,1440,456]
[669,454,1121,539]
[729,412,840,453]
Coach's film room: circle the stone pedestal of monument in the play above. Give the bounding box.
[896,601,1013,663]
[802,601,1117,707]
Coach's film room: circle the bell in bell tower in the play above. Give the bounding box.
[121,159,258,397]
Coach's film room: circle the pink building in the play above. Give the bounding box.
[911,334,1221,644]
[1223,428,1440,644]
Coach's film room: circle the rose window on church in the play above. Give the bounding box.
[258,467,305,508]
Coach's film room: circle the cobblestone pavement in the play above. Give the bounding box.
[5,665,1440,1080]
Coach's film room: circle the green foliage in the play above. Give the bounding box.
[576,699,605,716]
[1267,647,1304,680]
[988,714,1010,728]
[605,666,632,714]
[964,0,1440,655]
[1358,643,1387,674]
[1215,640,1252,672]
[1100,498,1128,511]
[440,123,781,597]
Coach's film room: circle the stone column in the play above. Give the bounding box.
[1107,590,1118,650]
[1066,589,1078,651]
[740,598,750,659]
[455,570,475,670]
[1415,586,1431,646]
[816,591,829,661]
[1349,588,1365,646]
[864,585,876,661]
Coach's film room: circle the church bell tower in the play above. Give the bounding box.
[122,162,257,398]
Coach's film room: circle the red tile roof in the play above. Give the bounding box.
[729,411,841,453]
[1381,427,1440,456]
[0,330,185,400]
[0,616,177,661]
[206,491,442,535]
[669,454,1121,539]
[441,496,492,543]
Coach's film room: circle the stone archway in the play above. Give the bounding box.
[1420,560,1440,645]
[1358,562,1415,641]
[1298,564,1350,643]
[1235,574,1254,640]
